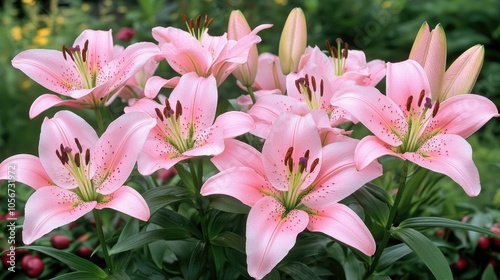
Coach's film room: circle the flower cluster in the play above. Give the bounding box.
[1,7,498,280]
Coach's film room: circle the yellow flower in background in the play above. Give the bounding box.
[11,26,23,41]
[56,16,65,24]
[21,79,31,90]
[22,0,36,6]
[32,27,51,46]
[81,3,90,12]
[37,27,51,37]
[275,0,288,5]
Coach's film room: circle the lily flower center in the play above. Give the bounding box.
[398,89,441,153]
[295,74,325,111]
[326,38,349,76]
[62,40,96,89]
[279,146,320,211]
[155,99,195,154]
[182,14,214,42]
[55,138,96,202]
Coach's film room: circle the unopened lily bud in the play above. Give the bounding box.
[228,10,259,87]
[441,44,484,100]
[279,7,307,75]
[409,22,446,101]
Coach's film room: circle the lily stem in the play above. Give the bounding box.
[365,160,409,278]
[94,107,105,135]
[92,209,114,274]
[247,86,256,104]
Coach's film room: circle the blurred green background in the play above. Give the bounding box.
[1,0,499,208]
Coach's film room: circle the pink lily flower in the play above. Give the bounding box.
[117,55,160,105]
[332,60,499,196]
[11,29,161,118]
[409,22,484,101]
[201,113,382,279]
[124,72,255,175]
[0,110,156,244]
[149,15,270,90]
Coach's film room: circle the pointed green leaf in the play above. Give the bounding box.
[109,229,190,255]
[279,261,320,280]
[149,208,203,239]
[482,264,498,280]
[143,185,190,213]
[20,246,107,278]
[353,183,390,225]
[211,231,245,253]
[50,271,105,280]
[399,217,500,238]
[209,194,251,214]
[187,242,207,280]
[392,228,452,280]
[378,243,412,271]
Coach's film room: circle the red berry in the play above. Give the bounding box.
[453,258,468,272]
[77,247,93,258]
[1,250,13,268]
[490,227,500,247]
[50,235,71,249]
[478,236,491,250]
[22,255,44,278]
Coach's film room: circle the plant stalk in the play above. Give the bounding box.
[92,209,113,274]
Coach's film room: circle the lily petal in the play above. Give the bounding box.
[95,185,150,221]
[262,113,322,191]
[23,186,97,244]
[302,139,383,209]
[332,86,405,146]
[211,139,266,176]
[386,60,431,110]
[92,112,156,194]
[405,134,480,196]
[355,136,402,170]
[201,166,273,206]
[424,94,499,139]
[308,203,376,256]
[143,75,179,99]
[213,111,255,138]
[39,111,99,190]
[29,94,88,119]
[441,45,484,100]
[246,196,309,279]
[0,155,53,189]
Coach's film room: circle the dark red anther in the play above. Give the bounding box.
[287,157,294,173]
[331,46,338,58]
[74,153,81,168]
[196,15,201,30]
[406,95,413,111]
[181,14,188,21]
[56,150,65,164]
[155,108,164,122]
[417,89,425,107]
[432,100,440,117]
[82,40,89,62]
[343,42,349,59]
[62,45,68,60]
[320,79,324,97]
[165,99,172,111]
[311,76,317,92]
[206,17,214,28]
[175,100,182,119]
[310,158,320,173]
[85,149,90,166]
[75,138,83,153]
[304,150,310,158]
[284,147,293,164]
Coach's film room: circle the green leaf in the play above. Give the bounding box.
[209,194,250,214]
[175,163,195,192]
[109,229,190,255]
[106,271,131,280]
[392,228,452,280]
[378,243,412,271]
[353,183,390,225]
[149,208,203,239]
[143,185,190,213]
[482,264,498,280]
[279,261,321,280]
[21,246,107,278]
[399,217,500,238]
[210,231,245,253]
[187,242,207,280]
[50,271,105,280]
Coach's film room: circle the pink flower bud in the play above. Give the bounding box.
[279,7,307,75]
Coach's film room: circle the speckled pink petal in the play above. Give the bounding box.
[73,30,114,77]
[423,93,499,139]
[92,112,156,194]
[405,134,480,197]
[39,111,99,190]
[308,203,376,256]
[12,49,83,95]
[262,113,322,192]
[386,60,431,111]
[23,186,97,244]
[211,139,266,176]
[201,166,274,207]
[29,94,89,119]
[332,86,406,147]
[246,196,309,279]
[0,155,53,190]
[169,73,218,133]
[354,135,402,170]
[302,139,383,209]
[95,185,150,221]
[213,111,255,139]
